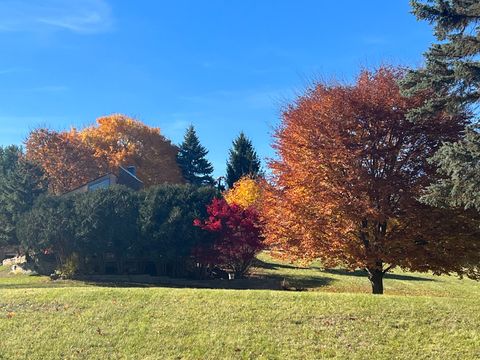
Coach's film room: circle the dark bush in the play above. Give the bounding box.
[139,184,218,277]
[17,184,218,278]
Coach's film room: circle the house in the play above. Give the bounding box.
[0,166,144,264]
[62,166,149,276]
[65,166,143,195]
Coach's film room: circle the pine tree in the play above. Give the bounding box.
[0,146,47,246]
[225,132,261,188]
[176,125,214,186]
[402,0,480,211]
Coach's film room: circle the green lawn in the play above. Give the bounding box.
[0,255,479,359]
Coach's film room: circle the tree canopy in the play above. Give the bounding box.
[80,115,184,187]
[25,129,103,195]
[224,176,263,209]
[263,66,480,294]
[25,115,184,194]
[403,0,480,119]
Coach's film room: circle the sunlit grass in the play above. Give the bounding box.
[0,255,478,359]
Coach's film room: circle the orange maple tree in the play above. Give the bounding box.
[25,115,184,193]
[79,114,183,187]
[25,128,106,195]
[263,67,480,294]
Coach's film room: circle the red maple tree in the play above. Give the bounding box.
[194,198,264,278]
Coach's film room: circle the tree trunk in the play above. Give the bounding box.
[367,268,384,295]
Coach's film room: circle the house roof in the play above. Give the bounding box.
[117,166,144,191]
[118,166,144,184]
[63,166,143,195]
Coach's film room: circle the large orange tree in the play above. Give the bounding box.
[263,67,480,294]
[79,115,183,187]
[25,115,184,193]
[25,128,106,195]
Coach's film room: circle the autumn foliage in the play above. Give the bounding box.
[80,115,183,187]
[262,67,480,293]
[25,128,106,194]
[224,176,263,209]
[25,115,183,193]
[194,198,264,278]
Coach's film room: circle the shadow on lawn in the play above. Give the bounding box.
[78,273,335,290]
[72,258,336,290]
[253,258,303,271]
[1,258,435,291]
[320,268,437,282]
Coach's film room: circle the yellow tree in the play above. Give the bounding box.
[79,114,184,186]
[224,176,263,209]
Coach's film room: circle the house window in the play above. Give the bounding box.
[88,178,110,191]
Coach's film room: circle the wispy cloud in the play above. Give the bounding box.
[0,0,113,34]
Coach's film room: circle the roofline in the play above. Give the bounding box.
[63,172,116,195]
[119,166,144,184]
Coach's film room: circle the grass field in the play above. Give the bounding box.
[0,254,479,359]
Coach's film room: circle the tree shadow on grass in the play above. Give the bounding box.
[76,273,336,290]
[73,257,337,290]
[0,271,336,291]
[252,258,304,271]
[1,261,436,291]
[0,282,92,290]
[321,268,437,282]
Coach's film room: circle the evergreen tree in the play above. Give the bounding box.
[420,127,480,211]
[402,0,480,211]
[177,125,214,186]
[402,0,480,119]
[0,146,47,247]
[225,132,261,188]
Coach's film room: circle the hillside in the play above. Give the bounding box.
[0,254,478,359]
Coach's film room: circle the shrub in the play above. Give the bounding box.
[18,184,219,277]
[56,253,80,279]
[139,184,218,277]
[17,194,76,268]
[74,186,140,273]
[194,198,264,278]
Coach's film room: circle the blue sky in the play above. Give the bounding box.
[0,0,434,177]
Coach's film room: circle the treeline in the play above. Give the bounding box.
[17,185,218,278]
[1,0,479,295]
[0,120,265,279]
[22,115,262,195]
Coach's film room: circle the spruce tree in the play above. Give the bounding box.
[420,127,480,211]
[402,0,480,119]
[176,125,214,186]
[402,0,480,211]
[225,132,261,188]
[0,146,47,246]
